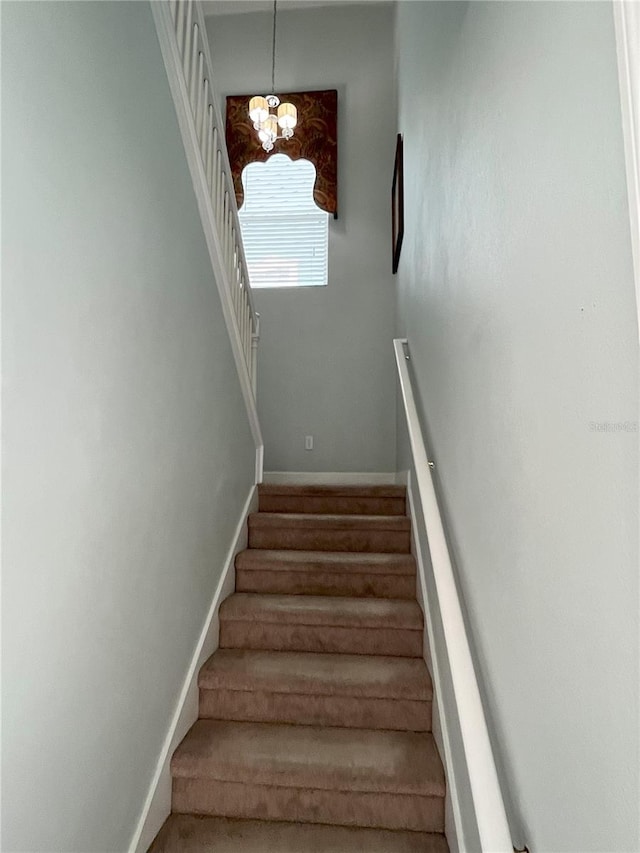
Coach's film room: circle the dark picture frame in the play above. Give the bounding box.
[392,133,404,274]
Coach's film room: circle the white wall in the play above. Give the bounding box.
[395,2,639,851]
[207,4,397,473]
[1,3,255,851]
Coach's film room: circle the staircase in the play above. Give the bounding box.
[150,484,448,852]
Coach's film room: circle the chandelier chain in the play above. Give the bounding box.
[247,0,297,152]
[271,0,277,94]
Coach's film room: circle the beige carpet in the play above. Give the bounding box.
[149,484,448,852]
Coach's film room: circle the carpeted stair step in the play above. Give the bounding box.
[235,549,416,598]
[198,648,432,731]
[149,814,448,852]
[219,593,423,657]
[258,483,407,516]
[170,720,445,832]
[248,512,411,553]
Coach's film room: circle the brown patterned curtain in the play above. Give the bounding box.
[225,89,338,218]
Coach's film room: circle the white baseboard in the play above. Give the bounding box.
[262,471,396,485]
[128,484,258,853]
[405,471,464,853]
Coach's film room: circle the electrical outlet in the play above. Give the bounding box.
[305,435,313,450]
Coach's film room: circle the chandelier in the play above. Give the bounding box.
[248,0,297,152]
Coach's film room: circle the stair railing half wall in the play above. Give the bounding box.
[151,0,263,482]
[393,338,514,853]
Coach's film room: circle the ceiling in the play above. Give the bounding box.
[203,0,391,16]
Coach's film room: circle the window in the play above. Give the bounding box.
[238,154,329,288]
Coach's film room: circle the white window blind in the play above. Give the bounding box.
[238,154,329,288]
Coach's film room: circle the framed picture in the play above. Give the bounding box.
[392,133,404,274]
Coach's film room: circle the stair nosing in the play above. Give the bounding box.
[150,815,448,853]
[220,593,424,630]
[236,550,416,576]
[171,719,445,797]
[249,513,411,530]
[199,685,431,703]
[198,649,433,700]
[258,484,406,497]
[237,567,416,579]
[238,549,416,560]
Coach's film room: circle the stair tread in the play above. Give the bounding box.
[236,549,416,575]
[220,593,423,630]
[172,720,445,796]
[150,815,448,852]
[249,513,411,530]
[259,484,406,498]
[199,649,432,700]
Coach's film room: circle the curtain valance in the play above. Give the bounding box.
[225,89,338,218]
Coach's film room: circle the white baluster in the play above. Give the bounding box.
[200,79,209,160]
[239,288,246,350]
[251,324,258,395]
[241,299,247,362]
[195,53,204,143]
[241,306,247,364]
[240,273,247,323]
[245,301,251,368]
[188,24,199,112]
[221,180,228,246]
[225,193,233,274]
[235,265,242,319]
[236,279,244,317]
[241,290,247,350]
[229,225,236,287]
[206,107,214,189]
[234,234,240,299]
[215,156,223,231]
[227,212,234,283]
[230,258,237,313]
[223,194,230,273]
[183,1,193,79]
[209,129,219,201]
[176,0,185,57]
[226,206,233,280]
[211,149,220,216]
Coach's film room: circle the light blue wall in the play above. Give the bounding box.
[395,2,639,850]
[208,5,397,474]
[2,3,255,850]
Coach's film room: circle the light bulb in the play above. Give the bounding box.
[248,96,269,124]
[277,102,297,130]
[264,114,278,140]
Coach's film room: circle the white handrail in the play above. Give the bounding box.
[613,1,640,349]
[152,0,263,481]
[393,338,513,853]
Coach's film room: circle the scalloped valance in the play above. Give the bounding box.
[225,89,338,218]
